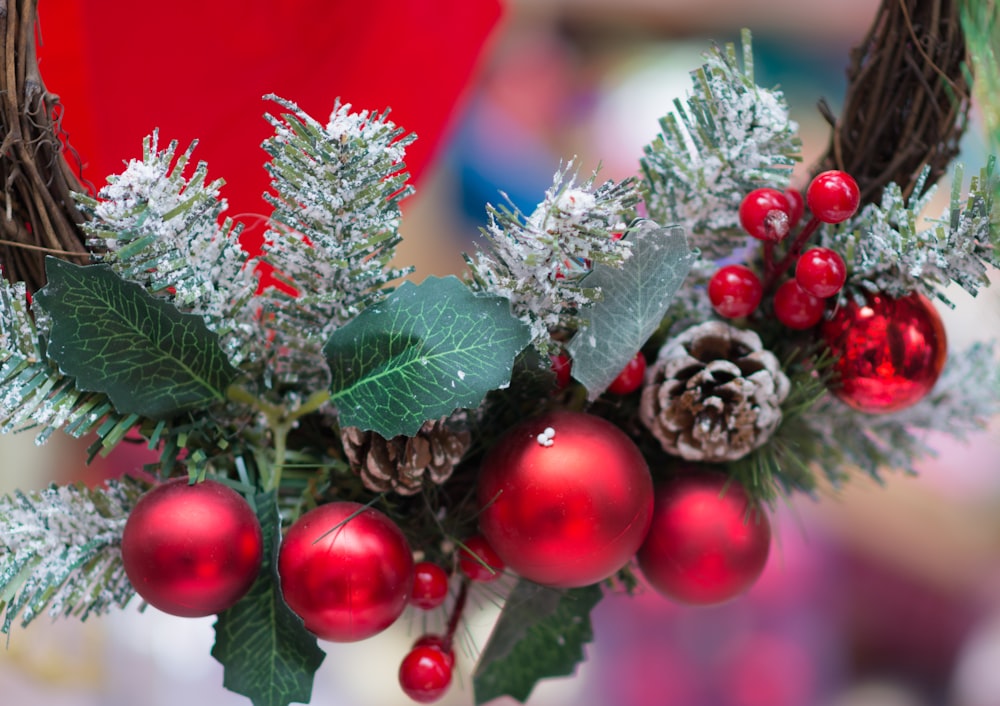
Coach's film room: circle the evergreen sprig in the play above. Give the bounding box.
[466,164,639,349]
[0,477,148,633]
[640,28,801,263]
[825,160,999,305]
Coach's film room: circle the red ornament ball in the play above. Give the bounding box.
[806,170,860,223]
[607,351,647,395]
[121,478,263,618]
[821,291,947,413]
[410,562,450,609]
[739,188,792,242]
[399,644,453,703]
[637,472,771,606]
[457,535,506,582]
[773,279,826,330]
[278,501,414,642]
[477,410,654,588]
[709,264,763,319]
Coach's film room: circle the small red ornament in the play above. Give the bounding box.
[411,562,450,609]
[806,170,860,223]
[457,535,505,583]
[773,279,826,330]
[477,410,654,588]
[399,644,454,703]
[277,501,414,642]
[821,291,947,413]
[637,472,771,606]
[708,264,763,319]
[739,188,792,241]
[607,351,647,395]
[121,478,263,618]
[795,247,847,298]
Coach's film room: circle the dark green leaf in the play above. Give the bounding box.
[212,492,325,706]
[324,276,531,438]
[567,223,694,398]
[473,580,603,705]
[33,258,240,419]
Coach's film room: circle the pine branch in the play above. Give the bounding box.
[75,133,261,366]
[640,28,801,262]
[0,477,149,633]
[825,160,999,304]
[465,163,639,349]
[254,96,415,393]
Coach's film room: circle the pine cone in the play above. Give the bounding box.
[341,417,472,496]
[639,321,790,462]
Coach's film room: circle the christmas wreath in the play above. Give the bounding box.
[1,1,999,705]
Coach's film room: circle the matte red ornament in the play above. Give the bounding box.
[477,410,654,588]
[637,472,771,606]
[821,291,947,413]
[121,478,263,618]
[277,501,414,642]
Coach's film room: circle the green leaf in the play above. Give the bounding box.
[473,580,603,705]
[212,492,325,706]
[324,276,532,438]
[33,257,240,419]
[567,223,695,398]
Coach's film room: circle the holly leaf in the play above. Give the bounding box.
[473,580,603,705]
[212,492,325,706]
[324,276,531,438]
[33,258,239,419]
[567,223,694,399]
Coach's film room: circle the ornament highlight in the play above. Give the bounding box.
[477,410,654,588]
[637,471,771,605]
[277,501,414,642]
[821,291,947,413]
[121,478,263,618]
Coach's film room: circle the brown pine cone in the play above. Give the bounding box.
[639,321,790,462]
[341,417,472,496]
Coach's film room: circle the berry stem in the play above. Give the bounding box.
[443,577,470,653]
[763,215,822,292]
[762,240,775,278]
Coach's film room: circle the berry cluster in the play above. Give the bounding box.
[708,170,859,329]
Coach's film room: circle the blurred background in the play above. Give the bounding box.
[4,0,1000,704]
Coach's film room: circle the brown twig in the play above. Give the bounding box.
[0,0,90,291]
[815,0,971,206]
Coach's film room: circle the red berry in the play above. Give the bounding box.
[795,247,847,298]
[784,187,805,229]
[708,265,763,319]
[739,188,792,242]
[399,645,453,703]
[773,279,826,329]
[410,562,450,610]
[412,635,456,667]
[607,351,647,395]
[458,535,505,582]
[549,352,572,390]
[806,170,860,223]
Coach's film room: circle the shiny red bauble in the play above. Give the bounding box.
[277,501,414,642]
[410,562,450,609]
[121,478,263,617]
[821,291,947,413]
[477,410,654,588]
[637,472,771,606]
[399,644,453,703]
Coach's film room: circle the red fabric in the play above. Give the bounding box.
[35,0,502,256]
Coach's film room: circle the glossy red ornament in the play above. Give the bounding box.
[708,264,763,319]
[399,644,453,703]
[410,562,450,609]
[477,410,654,588]
[739,188,792,241]
[637,472,771,606]
[821,291,947,413]
[277,501,414,642]
[121,478,263,618]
